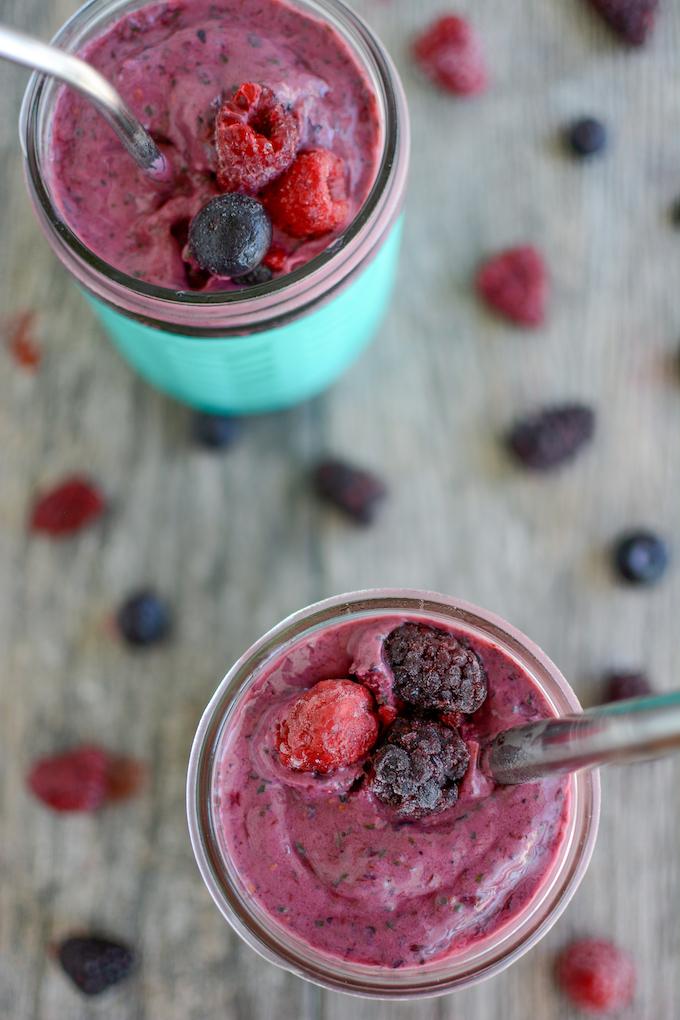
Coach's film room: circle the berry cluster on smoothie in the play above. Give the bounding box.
[49,0,381,290]
[217,614,569,969]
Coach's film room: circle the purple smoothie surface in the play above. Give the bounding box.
[215,613,570,969]
[48,0,381,290]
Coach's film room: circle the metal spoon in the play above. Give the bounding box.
[0,23,170,181]
[485,691,680,784]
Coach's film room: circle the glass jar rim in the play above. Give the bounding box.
[19,0,409,331]
[187,588,601,999]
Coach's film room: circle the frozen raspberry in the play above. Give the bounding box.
[586,0,658,45]
[603,671,651,702]
[556,938,635,1013]
[370,718,469,818]
[507,404,595,470]
[412,16,487,95]
[263,150,349,239]
[385,623,487,714]
[28,746,108,812]
[476,246,548,327]
[263,244,288,272]
[29,476,105,537]
[56,935,136,996]
[277,679,379,774]
[440,710,465,729]
[5,310,41,370]
[27,745,142,813]
[215,82,299,193]
[313,458,386,524]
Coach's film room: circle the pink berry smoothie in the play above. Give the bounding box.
[48,0,381,290]
[214,613,570,969]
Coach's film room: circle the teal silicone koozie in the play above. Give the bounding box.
[87,220,403,414]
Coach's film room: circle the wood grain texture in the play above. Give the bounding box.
[1,0,679,1017]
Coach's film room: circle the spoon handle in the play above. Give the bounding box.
[0,24,168,179]
[485,692,680,785]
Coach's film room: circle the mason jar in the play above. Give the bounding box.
[187,589,601,998]
[20,0,409,413]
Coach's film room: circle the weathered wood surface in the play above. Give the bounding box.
[1,0,680,1016]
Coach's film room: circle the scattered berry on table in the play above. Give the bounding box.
[555,938,635,1014]
[277,679,379,773]
[603,671,652,702]
[507,404,595,470]
[29,476,105,538]
[312,458,387,524]
[27,745,142,812]
[613,530,669,585]
[412,16,487,96]
[56,935,136,996]
[188,194,272,278]
[370,718,470,818]
[215,82,299,192]
[385,623,487,714]
[116,590,172,647]
[565,117,608,157]
[476,246,548,327]
[233,264,274,287]
[4,310,42,370]
[263,150,349,238]
[586,0,658,46]
[191,411,242,449]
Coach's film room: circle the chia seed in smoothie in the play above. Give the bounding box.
[48,0,381,289]
[215,613,570,969]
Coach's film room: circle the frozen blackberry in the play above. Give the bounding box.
[56,935,136,996]
[188,194,272,278]
[603,671,652,702]
[587,0,658,46]
[313,458,387,524]
[507,404,595,470]
[370,718,469,818]
[385,623,487,714]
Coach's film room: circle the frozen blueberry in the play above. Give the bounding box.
[313,458,386,524]
[191,412,242,449]
[385,623,487,714]
[188,194,272,277]
[613,530,669,585]
[56,935,136,996]
[370,718,469,818]
[604,671,652,702]
[565,117,607,157]
[117,590,172,647]
[233,264,274,287]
